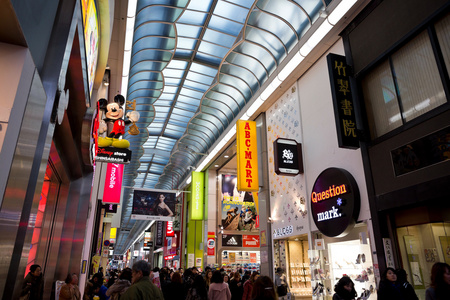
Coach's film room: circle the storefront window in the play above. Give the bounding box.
[221,250,260,273]
[361,16,449,139]
[274,237,311,297]
[397,223,450,300]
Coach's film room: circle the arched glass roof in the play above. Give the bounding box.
[116,0,330,254]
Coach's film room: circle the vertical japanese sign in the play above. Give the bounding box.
[156,221,164,247]
[190,172,204,220]
[103,163,124,204]
[383,238,395,268]
[327,54,359,149]
[236,120,259,191]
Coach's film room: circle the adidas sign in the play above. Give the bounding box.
[227,237,238,245]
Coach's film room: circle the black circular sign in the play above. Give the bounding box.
[310,168,360,237]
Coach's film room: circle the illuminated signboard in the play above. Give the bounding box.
[207,232,215,256]
[166,221,174,237]
[190,172,204,220]
[243,235,260,248]
[310,168,360,237]
[131,189,177,221]
[327,53,359,149]
[273,138,304,176]
[84,0,99,97]
[102,163,123,204]
[236,120,259,192]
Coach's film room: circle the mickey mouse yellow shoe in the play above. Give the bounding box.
[111,138,130,149]
[98,137,113,147]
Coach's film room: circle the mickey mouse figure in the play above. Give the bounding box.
[97,94,139,148]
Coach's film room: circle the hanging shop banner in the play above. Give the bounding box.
[156,221,164,247]
[131,189,177,221]
[273,138,304,176]
[243,235,260,248]
[327,53,359,149]
[207,232,215,256]
[143,230,152,251]
[190,172,204,220]
[102,163,123,204]
[166,221,174,237]
[236,120,259,192]
[310,168,360,237]
[222,234,243,247]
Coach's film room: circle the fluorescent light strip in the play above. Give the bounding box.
[328,0,358,25]
[121,0,137,96]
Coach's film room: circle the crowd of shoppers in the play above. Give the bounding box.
[23,259,450,300]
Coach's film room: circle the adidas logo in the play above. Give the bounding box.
[227,237,238,245]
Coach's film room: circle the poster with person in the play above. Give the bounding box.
[131,189,177,221]
[221,175,258,232]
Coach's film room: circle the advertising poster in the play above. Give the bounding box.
[131,189,177,221]
[229,252,236,263]
[83,0,99,97]
[221,175,258,232]
[250,253,257,263]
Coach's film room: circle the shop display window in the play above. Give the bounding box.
[287,240,311,297]
[309,233,375,300]
[221,250,260,273]
[275,237,311,297]
[397,222,450,300]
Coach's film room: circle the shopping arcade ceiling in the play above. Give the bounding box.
[115,0,332,254]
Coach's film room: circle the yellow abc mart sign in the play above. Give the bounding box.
[236,120,259,192]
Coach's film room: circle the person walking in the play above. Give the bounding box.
[162,272,184,300]
[229,272,243,300]
[20,264,44,300]
[208,270,231,300]
[274,268,289,298]
[186,275,208,300]
[251,276,278,300]
[377,267,404,300]
[120,260,164,300]
[105,268,132,300]
[242,272,259,300]
[60,273,81,300]
[425,262,450,300]
[205,270,213,291]
[332,276,357,300]
[396,268,418,300]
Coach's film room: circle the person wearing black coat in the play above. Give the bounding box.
[20,264,44,300]
[333,276,357,300]
[162,272,184,300]
[378,267,405,300]
[396,268,418,300]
